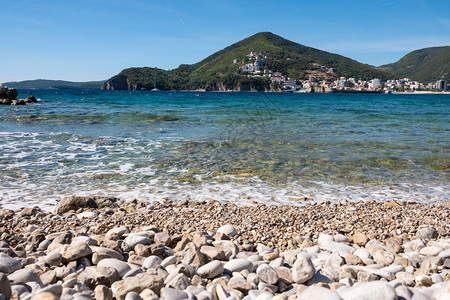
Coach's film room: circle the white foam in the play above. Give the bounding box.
[1,131,448,211]
[119,163,134,173]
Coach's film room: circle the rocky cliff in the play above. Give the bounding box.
[102,75,144,91]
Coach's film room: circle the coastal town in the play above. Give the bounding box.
[236,51,449,93]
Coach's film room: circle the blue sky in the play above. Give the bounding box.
[1,0,449,82]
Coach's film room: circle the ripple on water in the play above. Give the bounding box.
[1,92,449,210]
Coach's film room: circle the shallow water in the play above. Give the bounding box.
[0,90,448,209]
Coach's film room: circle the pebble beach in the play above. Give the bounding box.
[0,197,449,300]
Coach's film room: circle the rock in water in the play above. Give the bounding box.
[0,86,18,100]
[25,95,38,103]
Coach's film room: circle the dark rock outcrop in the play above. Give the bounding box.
[55,196,119,215]
[102,75,141,90]
[0,85,39,105]
[206,81,272,92]
[205,82,227,92]
[0,86,18,100]
[238,82,268,92]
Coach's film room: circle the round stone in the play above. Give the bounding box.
[256,263,279,285]
[125,291,142,300]
[8,268,43,286]
[124,233,151,248]
[0,255,21,274]
[142,256,162,270]
[91,247,124,264]
[292,254,315,284]
[299,286,342,300]
[197,260,224,279]
[160,256,177,268]
[97,259,131,278]
[45,252,62,267]
[416,228,438,240]
[337,281,397,300]
[78,266,120,289]
[420,246,443,256]
[224,259,254,274]
[76,212,98,219]
[217,224,237,237]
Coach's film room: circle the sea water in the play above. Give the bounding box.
[0,90,448,210]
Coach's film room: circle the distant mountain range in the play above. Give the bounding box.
[1,79,104,90]
[378,46,449,83]
[3,33,448,91]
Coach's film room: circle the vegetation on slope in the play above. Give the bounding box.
[105,32,395,91]
[379,46,450,83]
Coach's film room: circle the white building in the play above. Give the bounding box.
[369,79,382,88]
[336,77,348,87]
[436,79,448,90]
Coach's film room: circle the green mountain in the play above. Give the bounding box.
[378,46,450,83]
[103,32,394,91]
[2,79,104,89]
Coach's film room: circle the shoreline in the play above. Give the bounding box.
[11,87,450,94]
[2,198,449,248]
[10,88,450,95]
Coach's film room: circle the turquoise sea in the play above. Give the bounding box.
[0,90,448,209]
